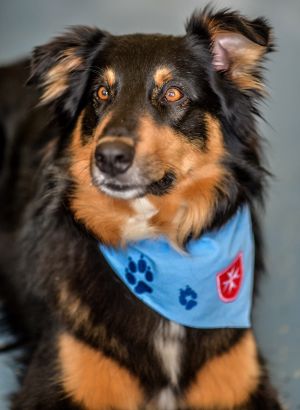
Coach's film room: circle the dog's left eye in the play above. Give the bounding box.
[164,87,183,103]
[97,86,110,101]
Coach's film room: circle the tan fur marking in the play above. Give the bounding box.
[103,68,116,87]
[69,112,135,246]
[208,22,267,91]
[42,48,83,103]
[214,31,266,91]
[153,66,173,87]
[184,331,260,409]
[59,282,128,359]
[59,333,143,410]
[199,11,268,91]
[42,77,68,103]
[59,282,91,329]
[70,110,227,247]
[130,113,228,246]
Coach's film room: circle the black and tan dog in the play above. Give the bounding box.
[0,7,283,410]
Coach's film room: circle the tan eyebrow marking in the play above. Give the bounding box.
[153,66,173,87]
[103,68,116,87]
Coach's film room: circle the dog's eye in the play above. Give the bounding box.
[97,86,110,101]
[164,87,183,103]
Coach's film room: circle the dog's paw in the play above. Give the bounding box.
[179,285,198,310]
[125,255,153,294]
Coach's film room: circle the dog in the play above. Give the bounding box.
[0,7,284,410]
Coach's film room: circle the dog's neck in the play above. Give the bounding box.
[100,205,254,329]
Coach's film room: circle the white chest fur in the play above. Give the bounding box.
[151,321,185,409]
[154,321,185,386]
[122,200,185,408]
[153,388,178,410]
[122,198,157,242]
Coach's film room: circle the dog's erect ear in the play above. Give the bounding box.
[186,8,273,92]
[28,26,107,120]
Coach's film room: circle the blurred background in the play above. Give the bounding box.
[0,0,299,408]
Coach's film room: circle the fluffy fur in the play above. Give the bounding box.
[0,7,283,410]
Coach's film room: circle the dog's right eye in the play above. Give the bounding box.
[164,87,183,103]
[97,86,110,101]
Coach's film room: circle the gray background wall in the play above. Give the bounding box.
[0,0,299,409]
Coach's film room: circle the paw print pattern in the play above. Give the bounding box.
[179,285,198,310]
[125,255,154,294]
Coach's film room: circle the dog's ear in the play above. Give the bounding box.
[28,26,107,120]
[186,8,273,93]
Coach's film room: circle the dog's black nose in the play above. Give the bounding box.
[95,141,134,176]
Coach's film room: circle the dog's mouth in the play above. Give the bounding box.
[98,182,145,200]
[92,166,175,200]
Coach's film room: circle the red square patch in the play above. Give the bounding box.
[216,253,244,303]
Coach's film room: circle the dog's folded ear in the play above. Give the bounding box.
[186,8,273,93]
[28,26,107,120]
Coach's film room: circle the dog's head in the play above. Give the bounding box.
[30,8,272,246]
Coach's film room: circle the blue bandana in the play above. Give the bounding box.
[99,206,254,329]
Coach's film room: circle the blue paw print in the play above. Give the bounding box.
[179,286,198,310]
[125,255,154,294]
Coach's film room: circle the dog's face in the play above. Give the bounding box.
[30,9,272,246]
[84,35,213,201]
